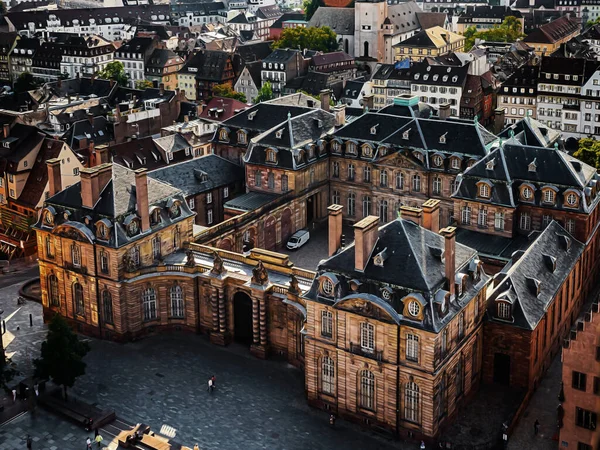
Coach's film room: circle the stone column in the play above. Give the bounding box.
[259,297,267,346]
[218,288,226,333]
[252,297,259,345]
[211,287,219,332]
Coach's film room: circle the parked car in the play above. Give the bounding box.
[286,230,310,250]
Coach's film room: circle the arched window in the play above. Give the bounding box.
[461,205,472,225]
[348,192,356,217]
[412,174,421,192]
[71,244,81,267]
[433,176,442,195]
[480,184,490,198]
[332,190,340,205]
[543,189,555,204]
[363,41,369,58]
[48,274,59,307]
[396,172,404,189]
[170,285,184,318]
[363,196,371,217]
[379,200,388,223]
[100,250,109,274]
[359,370,375,410]
[45,236,54,259]
[364,166,371,182]
[219,128,228,141]
[380,170,388,187]
[73,282,84,316]
[255,170,262,187]
[268,172,275,189]
[322,356,335,395]
[404,381,420,423]
[102,290,113,325]
[142,287,157,321]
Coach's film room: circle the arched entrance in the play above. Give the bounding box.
[264,216,276,250]
[233,291,253,345]
[363,41,369,58]
[218,238,233,251]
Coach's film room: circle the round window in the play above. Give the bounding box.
[408,300,420,316]
[523,187,533,200]
[567,193,577,206]
[381,288,391,300]
[321,278,334,296]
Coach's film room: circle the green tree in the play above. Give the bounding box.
[254,82,274,103]
[573,138,600,169]
[34,314,90,400]
[97,61,129,87]
[303,0,324,21]
[587,17,600,27]
[463,16,525,51]
[212,83,247,102]
[272,26,338,53]
[135,79,155,90]
[14,72,38,93]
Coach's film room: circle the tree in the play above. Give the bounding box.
[587,17,600,27]
[97,61,129,87]
[303,0,324,21]
[463,16,525,51]
[573,138,600,169]
[254,82,274,103]
[14,72,38,93]
[34,314,90,400]
[272,26,338,53]
[135,79,154,90]
[212,83,247,102]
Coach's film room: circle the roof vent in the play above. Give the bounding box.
[275,129,284,139]
[439,132,447,144]
[526,277,541,297]
[194,169,209,182]
[370,124,379,135]
[558,234,572,251]
[528,158,537,172]
[403,128,410,140]
[486,159,496,170]
[428,245,444,260]
[248,111,257,121]
[542,253,557,272]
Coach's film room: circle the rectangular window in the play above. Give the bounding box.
[594,377,600,396]
[577,443,592,450]
[576,408,597,430]
[206,192,212,204]
[188,197,195,210]
[441,329,448,357]
[152,237,161,259]
[360,322,374,352]
[207,209,213,225]
[573,371,587,391]
[406,334,419,362]
[223,187,229,198]
[321,310,333,338]
[494,212,505,230]
[520,212,531,231]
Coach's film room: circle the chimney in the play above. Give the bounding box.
[135,168,150,232]
[353,216,379,272]
[46,158,62,197]
[439,103,451,120]
[333,104,346,127]
[400,205,422,226]
[96,163,112,196]
[96,145,110,165]
[184,115,189,123]
[493,107,506,134]
[440,226,457,301]
[197,102,204,116]
[78,137,88,151]
[80,167,101,209]
[328,204,343,256]
[362,94,374,112]
[90,73,95,84]
[88,141,96,165]
[529,0,535,6]
[422,199,440,233]
[87,112,94,125]
[320,89,331,112]
[159,83,165,96]
[3,123,9,139]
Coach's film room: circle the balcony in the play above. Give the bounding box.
[65,262,88,275]
[349,343,383,362]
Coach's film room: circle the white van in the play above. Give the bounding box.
[286,230,310,250]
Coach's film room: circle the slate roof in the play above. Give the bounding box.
[62,116,113,152]
[341,80,366,100]
[416,12,447,30]
[256,5,282,19]
[224,191,279,211]
[109,137,173,171]
[488,221,584,330]
[145,48,184,70]
[312,51,353,67]
[148,154,244,197]
[180,50,231,82]
[40,163,192,248]
[498,115,560,148]
[263,48,299,64]
[270,12,305,30]
[33,77,115,104]
[308,7,355,35]
[395,26,463,49]
[409,60,469,87]
[457,5,522,23]
[582,24,600,40]
[236,41,273,63]
[456,227,531,262]
[499,64,539,97]
[385,1,421,36]
[523,15,579,45]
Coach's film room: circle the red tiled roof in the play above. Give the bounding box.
[198,97,249,121]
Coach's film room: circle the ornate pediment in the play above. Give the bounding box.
[335,296,399,324]
[377,152,421,171]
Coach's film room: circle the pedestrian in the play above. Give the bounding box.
[211,375,216,388]
[329,413,336,428]
[34,384,39,397]
[534,419,540,435]
[12,388,16,403]
[207,377,213,392]
[94,433,103,449]
[420,441,426,450]
[26,434,32,450]
[86,437,92,450]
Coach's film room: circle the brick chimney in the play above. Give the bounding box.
[440,226,457,300]
[328,204,343,256]
[135,168,150,232]
[333,104,346,127]
[46,158,62,197]
[422,199,440,233]
[320,89,331,112]
[96,145,110,165]
[159,83,165,96]
[96,163,112,194]
[362,94,374,112]
[439,103,451,120]
[494,107,506,134]
[88,141,95,166]
[400,205,422,226]
[80,164,112,209]
[3,123,9,139]
[353,216,379,272]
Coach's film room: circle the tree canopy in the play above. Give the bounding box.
[98,61,129,87]
[135,79,154,90]
[34,314,90,399]
[573,138,600,170]
[303,0,324,21]
[272,26,338,53]
[254,82,274,103]
[212,83,247,103]
[463,16,525,51]
[14,72,39,93]
[587,17,600,27]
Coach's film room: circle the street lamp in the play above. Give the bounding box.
[0,308,4,360]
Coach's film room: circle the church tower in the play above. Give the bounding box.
[354,0,388,60]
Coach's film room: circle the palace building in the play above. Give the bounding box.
[304,201,489,440]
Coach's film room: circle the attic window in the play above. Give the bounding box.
[370,124,379,135]
[248,111,257,121]
[543,253,557,272]
[528,158,537,172]
[266,147,278,163]
[362,144,373,157]
[439,133,447,144]
[219,128,229,141]
[497,301,511,320]
[237,130,246,144]
[486,159,496,170]
[275,129,284,139]
[403,129,410,140]
[373,248,388,267]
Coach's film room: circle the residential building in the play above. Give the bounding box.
[10,37,39,82]
[497,65,539,124]
[269,12,306,40]
[0,33,18,84]
[394,27,465,63]
[305,204,488,439]
[57,33,115,80]
[235,61,262,102]
[177,50,238,101]
[559,300,600,450]
[522,16,580,56]
[260,49,310,96]
[371,64,412,108]
[114,37,158,88]
[581,24,600,57]
[453,6,524,34]
[144,48,185,90]
[170,2,224,28]
[310,51,356,85]
[339,79,373,109]
[198,97,249,123]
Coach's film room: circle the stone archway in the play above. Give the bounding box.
[264,216,276,250]
[233,291,253,345]
[281,208,293,244]
[218,238,233,251]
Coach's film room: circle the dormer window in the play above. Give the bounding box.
[308,145,315,160]
[346,142,357,155]
[451,157,460,170]
[522,186,533,201]
[127,220,139,236]
[237,130,247,144]
[97,223,109,240]
[218,128,229,141]
[528,158,537,172]
[43,209,55,226]
[362,144,373,157]
[266,148,278,163]
[403,129,410,140]
[497,301,511,320]
[320,277,335,297]
[486,159,495,171]
[543,189,556,204]
[432,155,443,167]
[169,201,181,218]
[479,184,490,198]
[407,300,421,317]
[439,133,447,144]
[150,207,161,225]
[566,192,578,207]
[332,141,341,153]
[275,129,284,139]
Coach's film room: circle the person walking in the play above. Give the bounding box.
[420,440,426,450]
[26,435,32,450]
[211,375,216,388]
[534,419,540,436]
[86,437,92,449]
[94,433,103,449]
[207,377,213,392]
[33,384,39,397]
[12,388,17,403]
